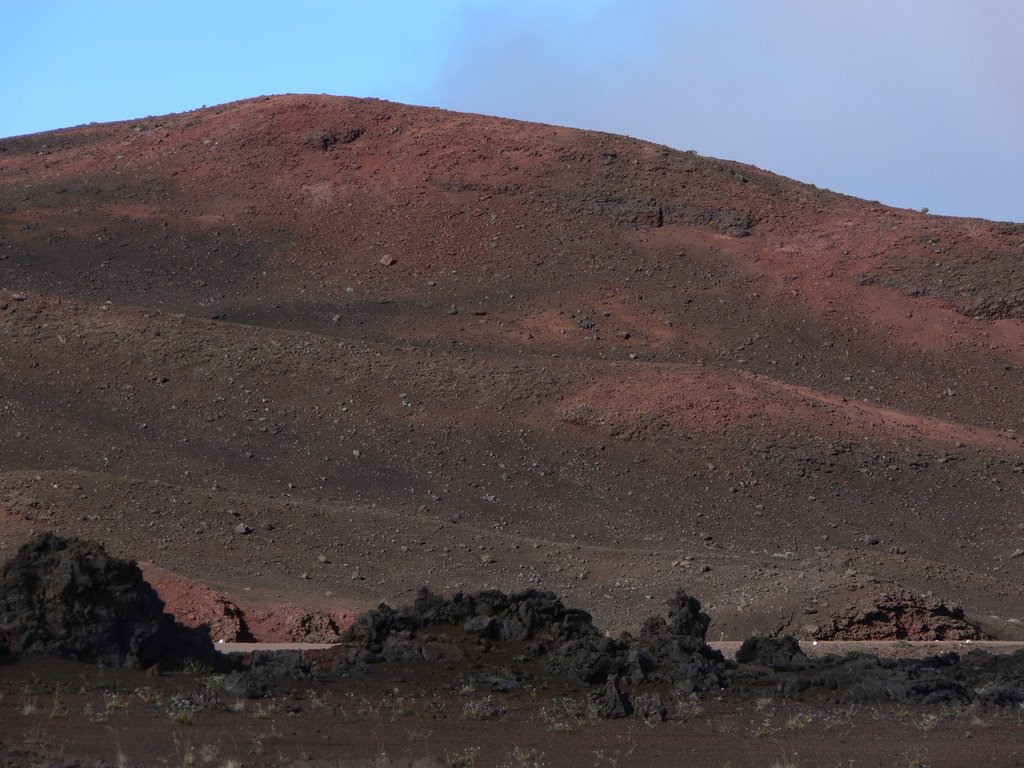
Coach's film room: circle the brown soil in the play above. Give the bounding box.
[2,94,1024,650]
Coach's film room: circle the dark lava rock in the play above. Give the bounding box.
[249,649,313,680]
[222,670,267,699]
[587,675,633,719]
[324,584,1024,709]
[546,636,621,684]
[341,586,626,682]
[736,635,809,669]
[0,533,220,670]
[336,586,729,690]
[224,649,317,696]
[638,590,728,691]
[732,647,1024,707]
[420,641,464,663]
[632,691,668,722]
[624,647,656,684]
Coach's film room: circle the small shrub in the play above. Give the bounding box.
[182,658,213,675]
[786,710,815,731]
[446,746,480,768]
[462,695,506,721]
[104,692,128,712]
[168,699,198,725]
[505,746,548,768]
[19,690,39,716]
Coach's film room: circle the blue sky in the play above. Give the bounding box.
[3,1,1021,222]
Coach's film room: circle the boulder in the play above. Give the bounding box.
[632,692,668,722]
[0,533,219,669]
[815,591,986,640]
[587,675,632,719]
[736,635,808,668]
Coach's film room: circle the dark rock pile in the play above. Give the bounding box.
[731,640,1024,706]
[735,635,808,669]
[335,586,727,690]
[0,533,220,670]
[327,586,1024,714]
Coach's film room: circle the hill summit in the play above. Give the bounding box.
[1,95,1023,638]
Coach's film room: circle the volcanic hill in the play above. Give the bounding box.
[2,94,1023,640]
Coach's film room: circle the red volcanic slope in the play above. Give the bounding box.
[1,94,1024,639]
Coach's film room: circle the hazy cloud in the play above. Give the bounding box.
[430,0,1024,221]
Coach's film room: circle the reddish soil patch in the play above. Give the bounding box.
[141,564,253,642]
[810,591,985,641]
[142,564,359,643]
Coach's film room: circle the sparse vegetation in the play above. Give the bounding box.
[671,691,705,721]
[445,745,481,768]
[381,687,415,721]
[182,658,214,675]
[786,710,815,730]
[539,696,585,732]
[19,690,39,716]
[168,698,199,725]
[251,701,282,718]
[462,695,506,721]
[504,746,549,768]
[104,691,128,712]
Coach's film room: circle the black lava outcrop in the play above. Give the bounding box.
[636,590,727,692]
[735,635,809,669]
[729,636,1024,705]
[0,533,220,669]
[334,586,728,694]
[325,586,1024,714]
